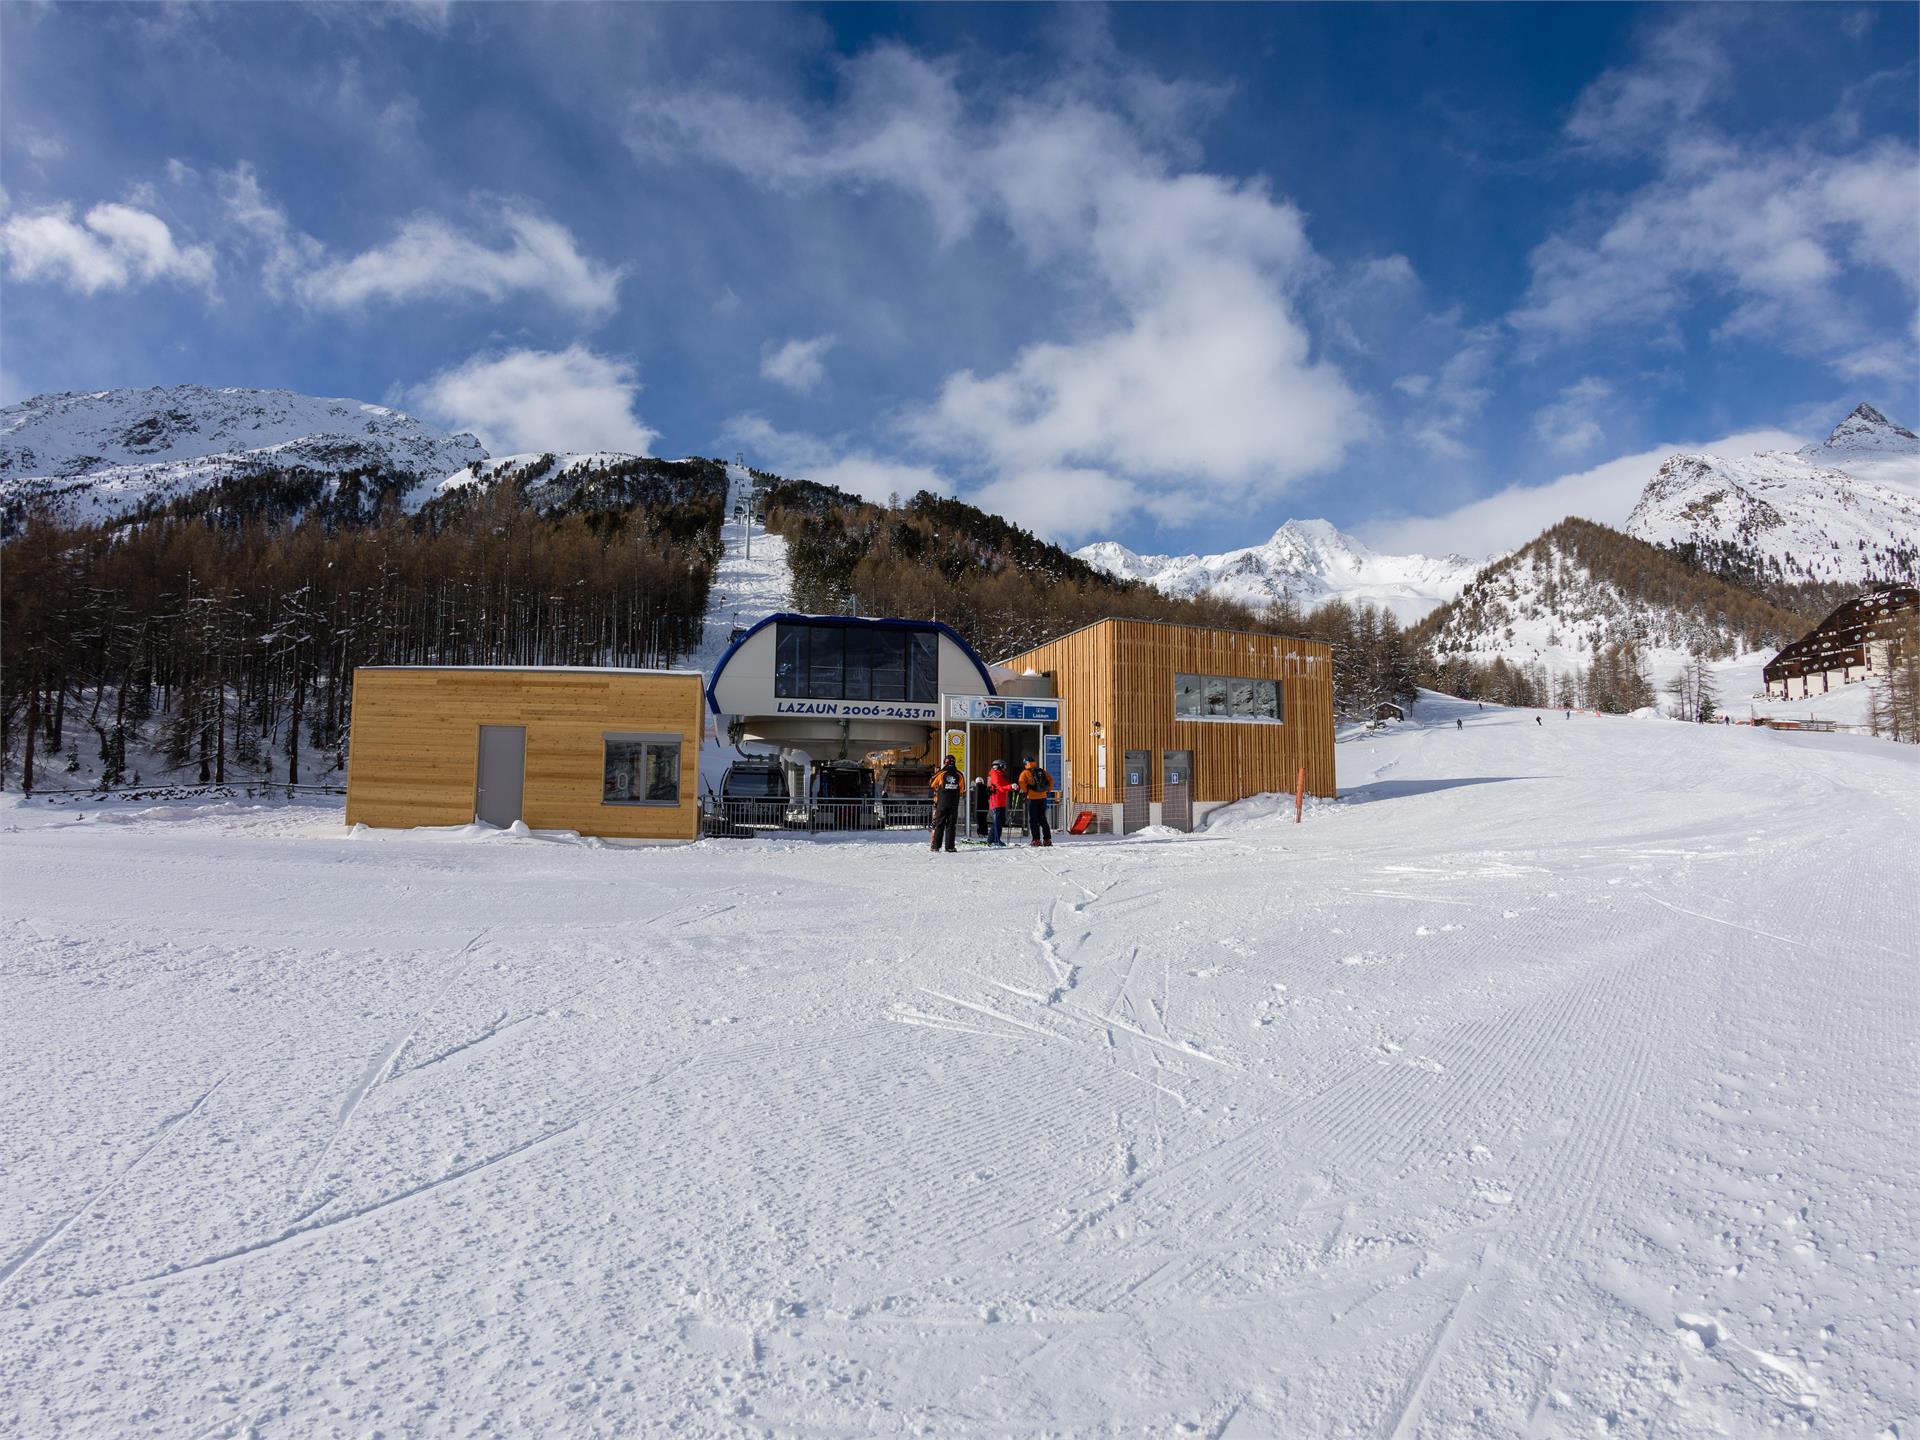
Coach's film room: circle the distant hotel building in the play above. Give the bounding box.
[1763,584,1919,699]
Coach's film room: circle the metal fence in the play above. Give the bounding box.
[701,795,938,838]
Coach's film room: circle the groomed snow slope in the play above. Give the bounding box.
[3,702,1916,1436]
[683,463,792,678]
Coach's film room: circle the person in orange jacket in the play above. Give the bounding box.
[1016,756,1053,847]
[928,754,963,852]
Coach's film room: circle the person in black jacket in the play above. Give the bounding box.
[929,755,963,853]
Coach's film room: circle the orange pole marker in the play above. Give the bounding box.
[1295,765,1306,824]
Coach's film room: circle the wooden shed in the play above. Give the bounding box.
[1000,619,1335,829]
[345,666,706,841]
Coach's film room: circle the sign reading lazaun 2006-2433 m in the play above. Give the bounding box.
[945,695,1061,723]
[771,699,940,720]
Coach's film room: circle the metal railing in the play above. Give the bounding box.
[701,795,937,837]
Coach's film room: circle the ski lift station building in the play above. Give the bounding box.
[707,612,1336,833]
[342,614,1335,840]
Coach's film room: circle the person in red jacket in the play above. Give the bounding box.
[982,759,1014,846]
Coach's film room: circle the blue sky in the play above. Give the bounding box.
[2,2,1915,556]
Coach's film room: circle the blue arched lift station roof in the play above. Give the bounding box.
[705,612,997,715]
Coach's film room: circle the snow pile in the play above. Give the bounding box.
[1076,518,1485,625]
[6,697,1915,1434]
[0,385,486,522]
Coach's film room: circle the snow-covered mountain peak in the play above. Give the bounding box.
[1625,413,1920,587]
[1806,402,1919,459]
[1074,519,1483,625]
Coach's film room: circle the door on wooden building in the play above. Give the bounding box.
[475,725,526,827]
[1122,749,1152,834]
[1162,749,1193,833]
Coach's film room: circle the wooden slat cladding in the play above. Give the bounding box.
[345,668,704,840]
[1003,619,1335,805]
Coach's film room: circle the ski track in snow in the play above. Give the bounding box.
[1,694,1917,1436]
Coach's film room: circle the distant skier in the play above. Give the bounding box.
[1017,757,1054,847]
[929,755,962,853]
[1536,716,1543,726]
[1456,718,1463,730]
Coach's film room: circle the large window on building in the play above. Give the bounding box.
[603,734,682,805]
[773,622,941,703]
[1174,673,1283,723]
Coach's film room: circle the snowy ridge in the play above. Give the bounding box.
[1075,518,1484,624]
[415,450,647,510]
[1625,442,1920,588]
[0,385,486,523]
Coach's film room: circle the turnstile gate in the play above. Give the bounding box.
[1163,749,1193,832]
[1122,749,1152,834]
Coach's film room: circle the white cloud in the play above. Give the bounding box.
[0,200,215,295]
[760,334,837,392]
[1518,14,1920,381]
[631,47,980,244]
[1564,11,1730,156]
[299,209,623,317]
[973,465,1147,541]
[1394,323,1500,461]
[639,42,1364,539]
[1533,376,1614,457]
[12,127,66,163]
[1514,145,1919,356]
[1361,426,1806,559]
[409,346,660,457]
[218,164,325,298]
[723,414,951,505]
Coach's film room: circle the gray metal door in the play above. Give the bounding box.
[1122,749,1152,834]
[1163,749,1193,832]
[475,725,525,827]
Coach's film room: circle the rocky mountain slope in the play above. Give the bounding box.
[0,385,487,524]
[1075,519,1482,624]
[1624,405,1920,589]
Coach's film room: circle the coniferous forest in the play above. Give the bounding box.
[1,463,1438,792]
[2,460,725,793]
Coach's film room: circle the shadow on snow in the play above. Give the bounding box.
[1341,776,1548,804]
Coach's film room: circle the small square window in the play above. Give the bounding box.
[1255,679,1281,720]
[1229,678,1256,717]
[604,734,682,806]
[1204,675,1230,717]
